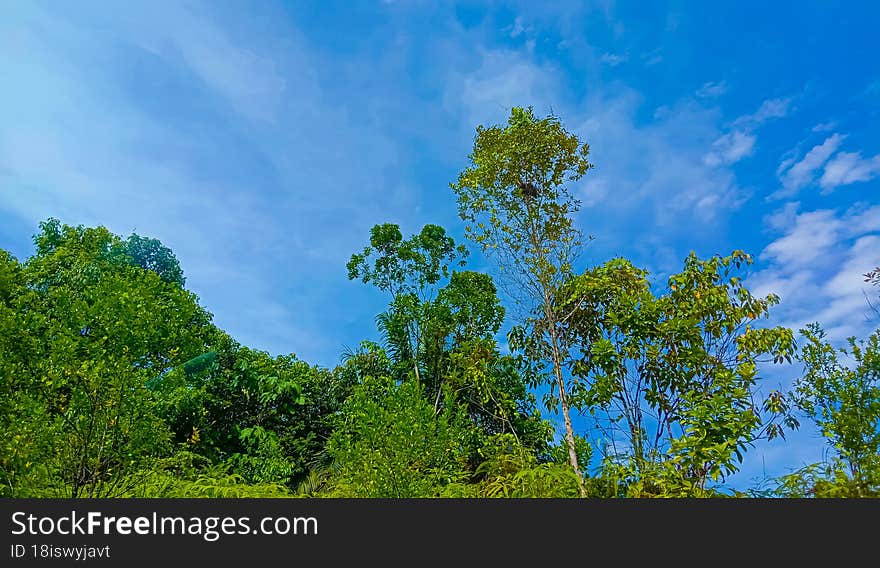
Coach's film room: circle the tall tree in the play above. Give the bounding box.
[347,223,467,385]
[451,106,593,494]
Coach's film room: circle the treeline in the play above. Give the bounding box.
[1,108,877,498]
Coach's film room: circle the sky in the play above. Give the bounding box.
[2,0,879,490]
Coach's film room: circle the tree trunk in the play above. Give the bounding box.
[526,196,586,497]
[549,318,586,497]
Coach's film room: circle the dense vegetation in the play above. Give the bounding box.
[1,108,877,498]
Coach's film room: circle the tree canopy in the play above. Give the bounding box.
[2,108,877,499]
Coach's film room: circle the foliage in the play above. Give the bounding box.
[451,106,594,493]
[112,455,293,498]
[557,252,798,491]
[347,225,553,465]
[154,336,353,488]
[347,223,467,298]
[587,456,729,498]
[348,223,467,387]
[1,220,212,497]
[450,106,591,290]
[324,376,471,497]
[442,434,582,498]
[2,109,876,500]
[781,324,880,496]
[113,233,186,287]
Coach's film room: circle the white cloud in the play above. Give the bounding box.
[734,97,792,128]
[575,94,749,231]
[703,130,755,166]
[774,130,880,197]
[812,121,837,133]
[819,151,880,192]
[764,200,800,231]
[445,49,563,128]
[696,80,728,98]
[701,96,794,172]
[509,16,530,38]
[759,209,841,268]
[775,134,846,197]
[848,205,880,235]
[749,269,813,308]
[816,234,880,338]
[748,204,880,343]
[600,52,628,67]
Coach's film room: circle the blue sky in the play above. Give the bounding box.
[2,1,879,489]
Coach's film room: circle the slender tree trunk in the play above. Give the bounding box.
[549,322,586,497]
[526,196,586,497]
[433,379,443,413]
[408,318,422,386]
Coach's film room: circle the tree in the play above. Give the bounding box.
[0,250,54,497]
[557,252,798,495]
[114,234,186,287]
[421,270,505,413]
[3,219,213,497]
[451,106,593,494]
[784,324,880,496]
[342,272,555,472]
[347,223,467,385]
[866,266,880,319]
[348,225,544,444]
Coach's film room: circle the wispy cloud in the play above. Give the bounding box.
[733,97,792,129]
[508,16,530,38]
[759,209,842,268]
[819,151,880,192]
[703,130,755,166]
[640,48,663,66]
[774,134,846,197]
[600,52,628,67]
[773,133,880,198]
[143,6,287,123]
[749,203,880,342]
[812,121,837,133]
[573,94,751,255]
[701,96,797,172]
[696,80,728,99]
[444,49,564,130]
